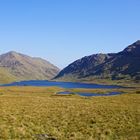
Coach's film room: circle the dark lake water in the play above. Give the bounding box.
[2,80,122,89]
[57,91,123,97]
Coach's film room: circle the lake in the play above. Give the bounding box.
[2,80,122,89]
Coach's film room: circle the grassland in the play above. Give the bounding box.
[0,86,140,140]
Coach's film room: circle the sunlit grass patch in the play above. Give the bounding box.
[0,86,140,139]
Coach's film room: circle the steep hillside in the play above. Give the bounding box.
[0,51,60,84]
[55,40,140,81]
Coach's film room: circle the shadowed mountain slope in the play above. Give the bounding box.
[55,40,140,81]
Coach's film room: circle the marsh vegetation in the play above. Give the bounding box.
[0,86,140,139]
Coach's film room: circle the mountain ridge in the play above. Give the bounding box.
[55,41,140,81]
[0,51,60,84]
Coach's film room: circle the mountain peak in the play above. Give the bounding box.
[7,51,19,55]
[128,40,140,48]
[4,51,21,58]
[8,51,18,54]
[120,40,140,57]
[134,40,140,45]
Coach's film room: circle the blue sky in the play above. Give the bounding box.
[0,0,140,68]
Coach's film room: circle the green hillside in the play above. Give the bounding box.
[0,67,17,84]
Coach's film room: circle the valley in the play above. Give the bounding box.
[0,1,140,139]
[0,40,140,139]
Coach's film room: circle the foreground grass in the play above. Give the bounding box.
[0,86,140,140]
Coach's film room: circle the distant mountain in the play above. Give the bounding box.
[55,40,140,81]
[0,51,60,84]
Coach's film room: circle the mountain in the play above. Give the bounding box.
[55,40,140,81]
[0,51,60,84]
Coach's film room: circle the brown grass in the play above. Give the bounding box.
[0,86,140,139]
